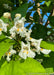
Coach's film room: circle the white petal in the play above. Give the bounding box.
[27,50,36,58]
[0,31,2,35]
[6,36,12,39]
[6,56,11,62]
[14,17,20,23]
[10,49,16,55]
[36,47,41,54]
[3,27,7,32]
[21,17,26,21]
[19,51,27,59]
[40,49,51,54]
[11,33,16,38]
[36,39,42,47]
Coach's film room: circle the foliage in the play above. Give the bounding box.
[0,0,54,74]
[0,11,53,74]
[0,58,46,75]
[0,0,13,17]
[31,24,48,40]
[25,0,54,42]
[37,41,54,74]
[11,3,28,19]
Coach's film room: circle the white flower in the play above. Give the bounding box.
[10,17,27,37]
[14,14,22,24]
[16,27,27,37]
[0,19,8,35]
[14,19,24,28]
[14,19,27,37]
[0,19,4,31]
[19,42,35,59]
[29,38,43,54]
[40,48,51,54]
[14,17,26,28]
[3,12,11,18]
[6,46,16,61]
[30,38,42,48]
[9,26,26,38]
[35,47,51,55]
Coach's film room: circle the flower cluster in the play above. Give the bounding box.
[1,12,51,62]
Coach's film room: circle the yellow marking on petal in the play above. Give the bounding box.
[41,48,43,51]
[0,28,2,31]
[17,28,19,31]
[26,51,29,54]
[21,29,23,31]
[9,52,11,55]
[30,37,32,40]
[23,50,26,53]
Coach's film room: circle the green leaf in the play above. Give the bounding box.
[11,3,28,20]
[36,41,54,74]
[0,35,15,60]
[45,1,51,7]
[0,58,45,75]
[40,41,54,51]
[33,12,39,22]
[31,24,47,40]
[48,16,54,28]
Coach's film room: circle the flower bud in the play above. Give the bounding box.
[3,12,11,18]
[15,13,21,18]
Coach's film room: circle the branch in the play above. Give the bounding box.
[45,7,54,27]
[37,3,43,24]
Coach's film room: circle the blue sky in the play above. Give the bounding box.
[24,0,51,29]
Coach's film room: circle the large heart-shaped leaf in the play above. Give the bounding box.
[45,1,51,7]
[0,58,45,75]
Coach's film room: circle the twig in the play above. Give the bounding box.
[45,7,54,27]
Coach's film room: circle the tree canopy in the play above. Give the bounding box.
[25,0,54,42]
